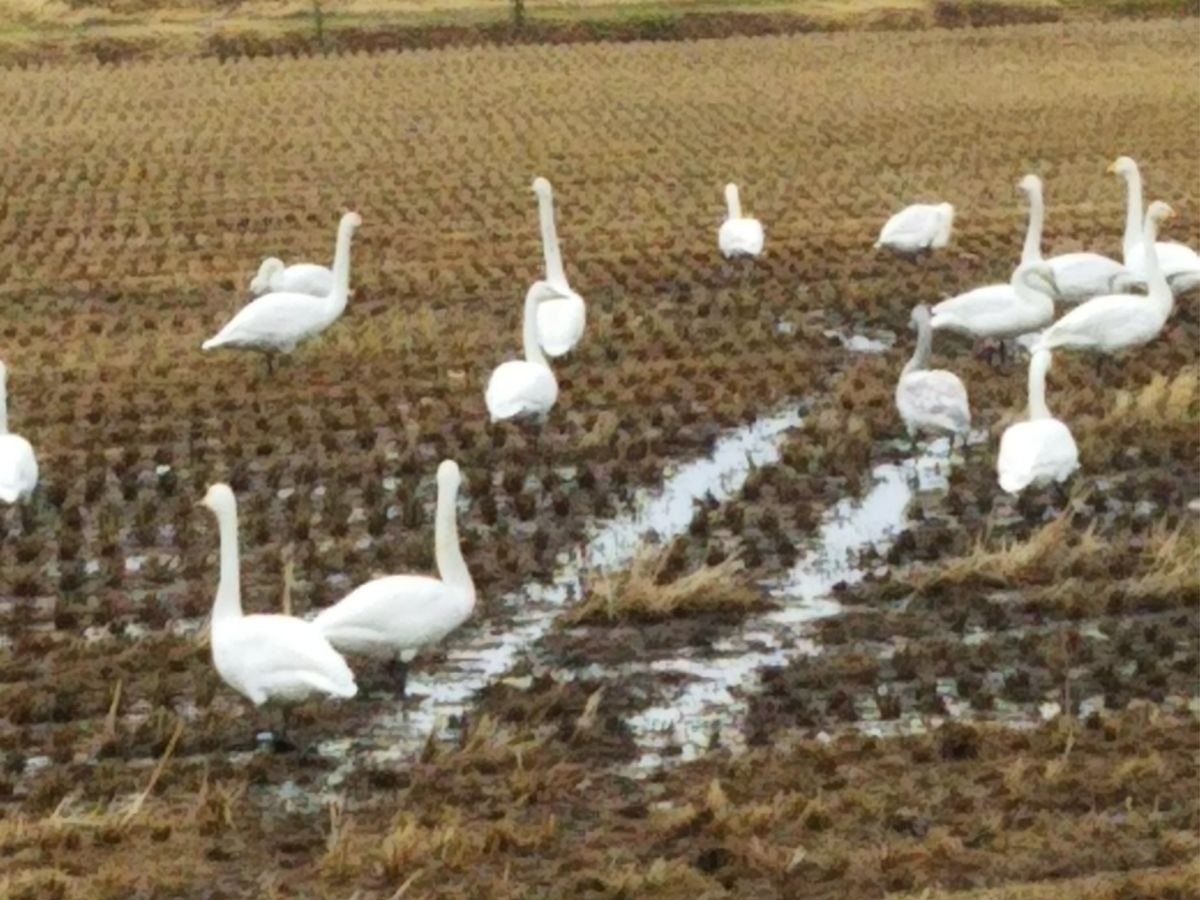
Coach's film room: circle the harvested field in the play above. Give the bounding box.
[1,17,1198,897]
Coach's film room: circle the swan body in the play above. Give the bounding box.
[314,460,475,661]
[1018,174,1135,303]
[997,349,1078,494]
[250,258,333,298]
[201,483,357,707]
[932,261,1057,340]
[0,363,38,504]
[896,305,971,439]
[203,212,361,357]
[1035,202,1175,355]
[1111,156,1200,294]
[718,183,765,258]
[486,281,560,422]
[532,177,585,356]
[875,203,954,254]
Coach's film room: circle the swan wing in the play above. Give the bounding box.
[202,292,328,351]
[1047,253,1127,302]
[485,361,558,421]
[897,370,970,434]
[0,435,37,503]
[276,264,334,297]
[314,575,470,655]
[1037,294,1162,352]
[719,219,764,257]
[997,420,1079,494]
[878,205,937,250]
[536,294,585,357]
[215,614,357,704]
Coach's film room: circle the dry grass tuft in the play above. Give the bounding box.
[566,546,766,625]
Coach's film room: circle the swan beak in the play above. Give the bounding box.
[1105,161,1118,174]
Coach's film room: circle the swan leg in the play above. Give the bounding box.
[264,353,277,375]
[388,656,409,697]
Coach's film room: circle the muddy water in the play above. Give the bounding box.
[314,404,806,792]
[620,443,953,769]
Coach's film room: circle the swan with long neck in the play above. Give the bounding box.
[250,257,334,298]
[1018,174,1135,302]
[875,202,954,255]
[931,260,1058,342]
[996,348,1078,494]
[0,362,38,504]
[203,211,362,370]
[1110,157,1200,295]
[1035,202,1176,356]
[313,460,476,693]
[485,281,560,421]
[718,183,765,258]
[531,177,586,356]
[201,483,357,711]
[895,305,971,440]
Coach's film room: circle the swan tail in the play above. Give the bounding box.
[0,486,20,503]
[201,335,223,351]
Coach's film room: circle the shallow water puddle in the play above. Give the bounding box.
[314,405,805,791]
[623,441,953,770]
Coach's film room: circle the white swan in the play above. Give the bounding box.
[718,183,765,258]
[1111,157,1200,295]
[201,483,357,718]
[1035,202,1175,356]
[997,348,1079,495]
[1018,174,1134,302]
[532,177,585,356]
[203,212,361,371]
[896,305,971,441]
[250,258,333,298]
[485,281,560,422]
[931,260,1058,344]
[0,362,38,504]
[875,203,954,255]
[314,460,475,693]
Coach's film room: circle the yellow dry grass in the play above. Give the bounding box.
[567,546,765,623]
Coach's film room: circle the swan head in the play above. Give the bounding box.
[1016,260,1057,296]
[200,483,237,516]
[1146,200,1175,225]
[532,177,553,199]
[1017,174,1041,194]
[910,304,931,327]
[437,459,462,495]
[250,257,284,293]
[340,211,363,231]
[0,360,7,385]
[1108,156,1137,178]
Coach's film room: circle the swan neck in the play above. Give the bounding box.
[725,186,742,220]
[435,478,473,596]
[328,219,355,315]
[1021,185,1044,264]
[1027,353,1051,420]
[213,504,243,621]
[904,317,932,375]
[1142,215,1172,317]
[0,375,8,434]
[1122,168,1144,261]
[522,287,549,369]
[537,189,568,288]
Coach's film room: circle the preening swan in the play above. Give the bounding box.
[875,203,954,255]
[532,177,586,356]
[203,212,362,371]
[1035,202,1175,357]
[1018,174,1134,302]
[485,281,560,422]
[314,460,475,694]
[997,348,1079,495]
[201,484,357,734]
[932,261,1057,347]
[1111,157,1200,295]
[718,183,765,258]
[0,362,38,504]
[896,305,972,441]
[250,257,333,298]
